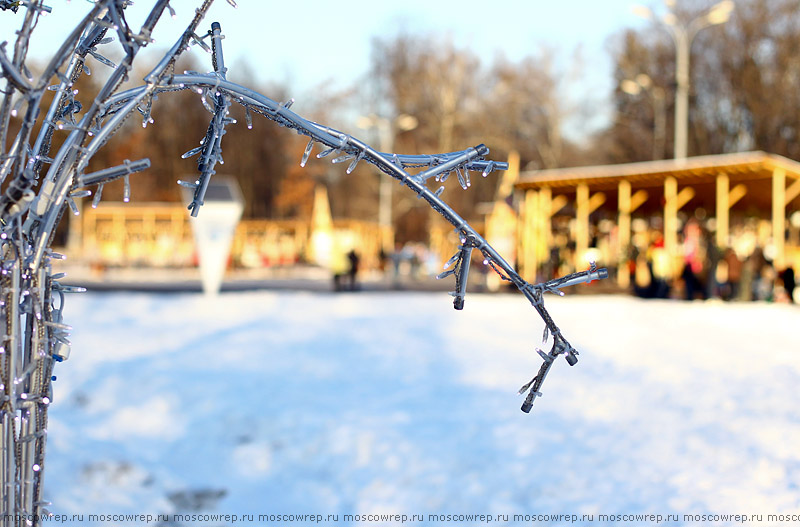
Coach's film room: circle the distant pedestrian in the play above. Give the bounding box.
[648,234,671,299]
[781,266,796,304]
[749,248,774,301]
[347,249,360,291]
[682,219,707,300]
[390,243,403,286]
[378,247,388,273]
[721,248,742,301]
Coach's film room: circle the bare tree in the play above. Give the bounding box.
[603,0,800,161]
[480,50,581,170]
[366,33,585,241]
[695,0,800,157]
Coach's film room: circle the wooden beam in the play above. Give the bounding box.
[630,190,649,213]
[773,167,786,268]
[550,194,568,216]
[588,192,606,213]
[729,184,747,207]
[785,178,800,206]
[676,187,696,210]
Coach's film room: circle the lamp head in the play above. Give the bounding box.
[620,79,642,95]
[707,0,734,25]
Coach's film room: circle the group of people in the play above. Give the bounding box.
[332,220,799,303]
[632,219,796,303]
[331,242,445,292]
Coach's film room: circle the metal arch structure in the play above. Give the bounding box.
[0,0,607,521]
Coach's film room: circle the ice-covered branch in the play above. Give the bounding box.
[0,0,607,521]
[109,70,608,410]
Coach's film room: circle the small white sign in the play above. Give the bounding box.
[184,177,244,295]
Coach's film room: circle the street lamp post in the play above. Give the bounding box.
[633,0,734,160]
[356,113,418,250]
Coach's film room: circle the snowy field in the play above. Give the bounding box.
[43,291,799,526]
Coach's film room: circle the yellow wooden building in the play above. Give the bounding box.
[70,185,390,271]
[515,151,800,287]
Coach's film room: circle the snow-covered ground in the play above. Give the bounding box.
[43,291,799,525]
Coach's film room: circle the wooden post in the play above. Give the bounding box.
[574,184,607,270]
[537,187,552,267]
[664,176,695,277]
[617,182,648,286]
[717,174,748,250]
[530,189,542,282]
[716,173,729,249]
[663,176,681,272]
[515,194,526,279]
[520,189,539,282]
[618,180,631,287]
[576,184,589,269]
[786,178,800,205]
[773,167,786,269]
[665,176,678,252]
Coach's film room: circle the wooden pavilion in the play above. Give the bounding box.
[514,151,800,286]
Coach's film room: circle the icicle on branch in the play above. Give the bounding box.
[77,158,151,188]
[186,22,230,217]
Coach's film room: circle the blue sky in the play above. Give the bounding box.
[1,0,651,137]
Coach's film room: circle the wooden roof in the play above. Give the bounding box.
[516,151,800,190]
